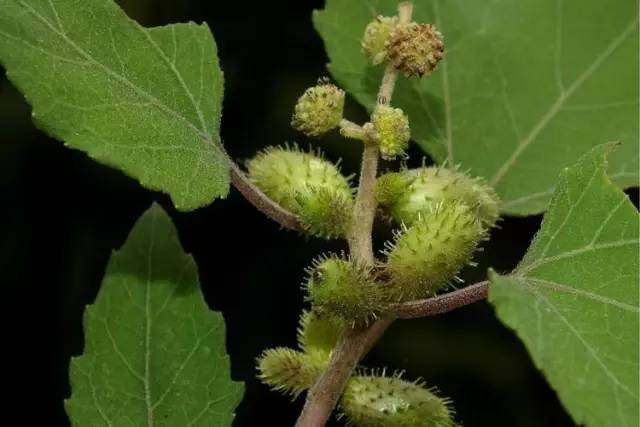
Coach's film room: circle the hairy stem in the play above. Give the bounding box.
[225,150,301,231]
[394,281,489,318]
[295,3,413,427]
[339,119,365,140]
[346,142,379,265]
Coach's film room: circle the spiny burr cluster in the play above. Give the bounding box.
[249,3,501,426]
[363,15,444,78]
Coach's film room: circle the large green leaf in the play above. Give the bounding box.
[0,0,228,210]
[489,144,639,427]
[314,0,639,215]
[66,204,243,426]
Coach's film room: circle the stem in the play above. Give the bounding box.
[294,318,393,427]
[376,63,398,106]
[295,3,413,426]
[394,281,489,318]
[346,143,379,265]
[339,119,365,140]
[225,150,301,231]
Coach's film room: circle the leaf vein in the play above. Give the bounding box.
[489,18,638,186]
[529,287,638,399]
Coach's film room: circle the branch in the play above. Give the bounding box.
[223,149,302,231]
[393,281,489,318]
[294,317,393,427]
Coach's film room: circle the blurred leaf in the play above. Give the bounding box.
[0,0,229,210]
[489,144,639,427]
[66,204,243,426]
[314,0,639,215]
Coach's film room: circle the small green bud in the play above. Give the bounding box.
[362,16,398,65]
[377,166,500,228]
[304,255,389,325]
[257,347,322,398]
[371,105,410,160]
[246,146,353,238]
[384,202,486,301]
[291,82,345,136]
[297,310,342,366]
[340,373,455,427]
[387,23,445,78]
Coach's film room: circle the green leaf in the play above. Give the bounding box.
[488,144,639,427]
[314,0,639,215]
[66,204,243,426]
[0,0,229,210]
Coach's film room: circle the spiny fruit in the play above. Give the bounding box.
[246,145,353,238]
[371,105,410,160]
[387,23,444,78]
[304,255,390,325]
[294,185,353,239]
[297,310,343,366]
[362,16,398,65]
[291,81,345,136]
[374,171,408,206]
[257,312,341,399]
[340,372,455,427]
[384,202,486,301]
[257,347,322,398]
[376,166,500,228]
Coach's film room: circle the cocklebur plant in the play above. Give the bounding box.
[251,4,487,426]
[0,0,637,426]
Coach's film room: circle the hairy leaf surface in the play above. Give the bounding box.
[0,0,229,210]
[489,144,639,426]
[66,204,243,426]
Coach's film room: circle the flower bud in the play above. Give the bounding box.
[371,105,410,160]
[362,16,398,65]
[340,373,455,427]
[246,146,353,239]
[291,82,345,136]
[377,166,500,228]
[257,347,322,398]
[304,255,389,325]
[387,23,444,78]
[384,202,486,300]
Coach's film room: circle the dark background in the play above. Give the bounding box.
[1,1,636,426]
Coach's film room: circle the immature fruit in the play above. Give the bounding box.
[304,255,389,325]
[297,310,343,366]
[291,82,345,136]
[387,23,444,78]
[295,185,353,239]
[257,347,322,398]
[375,171,410,206]
[384,202,486,300]
[362,16,398,65]
[340,373,455,427]
[377,166,500,228]
[371,105,410,160]
[246,146,353,238]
